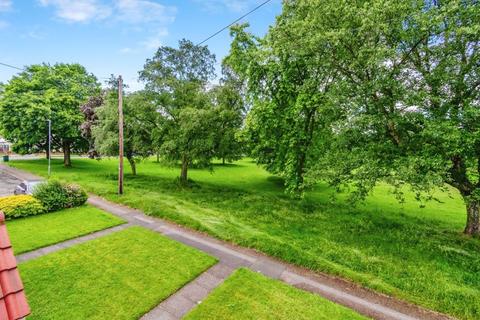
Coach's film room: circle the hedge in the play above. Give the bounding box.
[33,180,88,212]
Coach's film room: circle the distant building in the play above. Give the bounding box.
[0,137,11,154]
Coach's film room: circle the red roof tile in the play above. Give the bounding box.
[0,212,30,320]
[0,249,16,272]
[0,225,11,249]
[4,293,29,320]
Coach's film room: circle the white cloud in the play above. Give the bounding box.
[0,0,11,12]
[119,27,169,54]
[140,27,168,50]
[119,47,134,54]
[116,0,176,24]
[38,0,176,52]
[28,30,45,39]
[38,0,111,23]
[38,0,177,26]
[0,20,8,29]
[24,26,47,40]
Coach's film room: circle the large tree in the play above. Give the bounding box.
[140,39,217,184]
[91,82,156,176]
[225,23,338,193]
[211,67,246,165]
[0,63,100,166]
[268,0,480,235]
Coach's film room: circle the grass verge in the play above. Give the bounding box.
[185,268,367,320]
[8,204,125,254]
[9,158,480,319]
[19,226,217,320]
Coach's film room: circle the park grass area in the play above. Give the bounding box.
[185,268,367,320]
[9,158,480,319]
[8,204,125,254]
[19,226,216,320]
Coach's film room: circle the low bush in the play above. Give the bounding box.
[64,183,88,208]
[33,180,88,212]
[0,195,46,219]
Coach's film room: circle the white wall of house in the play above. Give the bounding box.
[0,137,11,153]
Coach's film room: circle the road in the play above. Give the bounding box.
[0,170,19,196]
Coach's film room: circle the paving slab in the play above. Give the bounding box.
[141,263,235,320]
[162,295,196,318]
[249,258,287,279]
[141,307,176,320]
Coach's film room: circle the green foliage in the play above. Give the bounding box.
[160,106,218,168]
[140,39,218,184]
[228,1,480,234]
[0,63,100,166]
[63,183,89,207]
[33,180,68,212]
[225,23,338,194]
[0,195,46,219]
[33,180,87,212]
[92,85,156,175]
[211,68,245,164]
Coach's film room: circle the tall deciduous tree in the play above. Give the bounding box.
[268,0,480,235]
[0,63,100,166]
[225,23,338,193]
[211,67,245,165]
[140,39,217,184]
[92,82,156,176]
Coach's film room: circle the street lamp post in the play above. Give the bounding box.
[118,76,124,195]
[47,119,51,177]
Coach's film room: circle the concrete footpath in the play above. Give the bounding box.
[2,164,453,320]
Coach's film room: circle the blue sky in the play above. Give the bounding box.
[0,0,281,90]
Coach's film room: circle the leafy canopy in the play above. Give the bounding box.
[227,0,480,234]
[0,63,99,166]
[140,39,218,183]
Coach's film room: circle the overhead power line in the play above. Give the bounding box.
[197,0,273,46]
[1,0,274,79]
[0,61,135,82]
[0,62,25,71]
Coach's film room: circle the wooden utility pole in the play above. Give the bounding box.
[118,75,124,195]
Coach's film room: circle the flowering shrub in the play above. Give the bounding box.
[0,195,46,219]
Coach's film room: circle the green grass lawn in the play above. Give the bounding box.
[185,268,367,320]
[10,158,480,319]
[19,226,216,320]
[8,204,125,254]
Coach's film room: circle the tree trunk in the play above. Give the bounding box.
[222,157,225,165]
[156,152,160,163]
[464,199,480,236]
[295,151,306,192]
[45,146,49,160]
[127,155,137,176]
[62,141,71,167]
[180,155,188,185]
